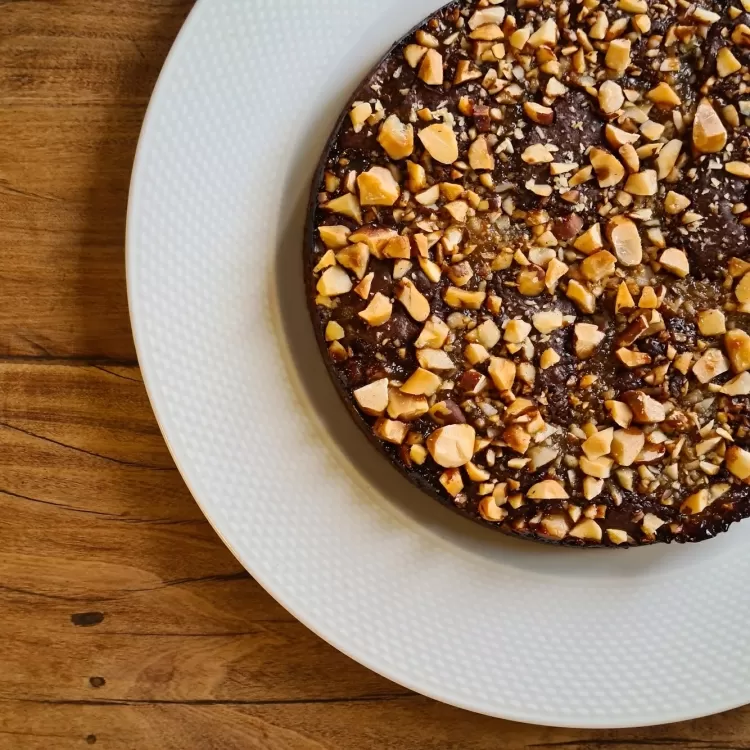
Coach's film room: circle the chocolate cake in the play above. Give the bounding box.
[305,0,750,546]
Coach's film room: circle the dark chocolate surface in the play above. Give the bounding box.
[306,0,750,547]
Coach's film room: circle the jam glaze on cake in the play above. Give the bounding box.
[306,0,750,546]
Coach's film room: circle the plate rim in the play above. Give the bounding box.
[125,0,750,729]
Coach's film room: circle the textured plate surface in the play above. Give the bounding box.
[127,0,750,728]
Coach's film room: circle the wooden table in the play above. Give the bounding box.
[1,2,747,747]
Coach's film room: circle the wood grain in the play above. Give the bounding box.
[1,1,749,748]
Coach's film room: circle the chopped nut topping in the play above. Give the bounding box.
[427,424,476,468]
[418,124,459,164]
[311,0,750,546]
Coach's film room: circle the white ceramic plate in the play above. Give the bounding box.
[127,0,750,728]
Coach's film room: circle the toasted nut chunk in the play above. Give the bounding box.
[732,23,750,46]
[358,167,400,206]
[396,279,430,322]
[698,309,726,336]
[325,321,345,342]
[353,272,374,300]
[401,368,442,397]
[638,287,659,309]
[583,477,604,501]
[605,124,639,149]
[581,250,617,282]
[419,124,459,164]
[417,348,454,373]
[469,5,506,29]
[726,329,750,373]
[693,98,727,154]
[606,399,634,428]
[504,319,532,344]
[659,247,690,278]
[718,47,742,77]
[726,445,750,480]
[647,82,681,108]
[607,529,628,545]
[373,418,409,445]
[349,102,373,133]
[317,265,353,297]
[522,143,554,164]
[533,310,564,334]
[479,495,508,522]
[353,378,389,416]
[580,456,613,479]
[418,49,444,86]
[517,266,546,296]
[415,317,450,349]
[540,514,570,539]
[528,480,569,500]
[737,273,750,304]
[465,462,490,483]
[319,225,351,249]
[468,135,495,171]
[611,428,645,467]
[664,191,691,215]
[727,161,750,179]
[528,18,558,47]
[641,513,665,538]
[313,250,337,274]
[378,115,415,160]
[692,348,730,382]
[624,169,657,196]
[336,243,370,280]
[540,348,561,369]
[503,424,531,455]
[445,195,471,221]
[409,444,428,465]
[349,226,397,255]
[470,320,499,350]
[582,427,614,460]
[566,280,596,314]
[590,147,625,187]
[568,166,593,188]
[524,102,554,125]
[324,193,362,224]
[606,38,631,72]
[619,144,639,174]
[444,287,486,310]
[471,23,504,40]
[387,388,429,421]
[624,391,665,423]
[427,424,476,468]
[570,519,603,542]
[681,489,710,515]
[574,223,603,255]
[465,343,489,365]
[615,281,636,312]
[575,323,605,359]
[656,139,683,180]
[439,468,464,497]
[358,292,392,326]
[383,236,411,261]
[488,356,516,392]
[404,44,428,68]
[545,258,569,292]
[407,162,427,193]
[599,81,624,114]
[721,372,750,395]
[616,348,651,368]
[640,119,664,142]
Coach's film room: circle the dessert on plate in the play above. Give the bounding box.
[306,0,750,546]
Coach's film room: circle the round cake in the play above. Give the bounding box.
[305,0,750,547]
